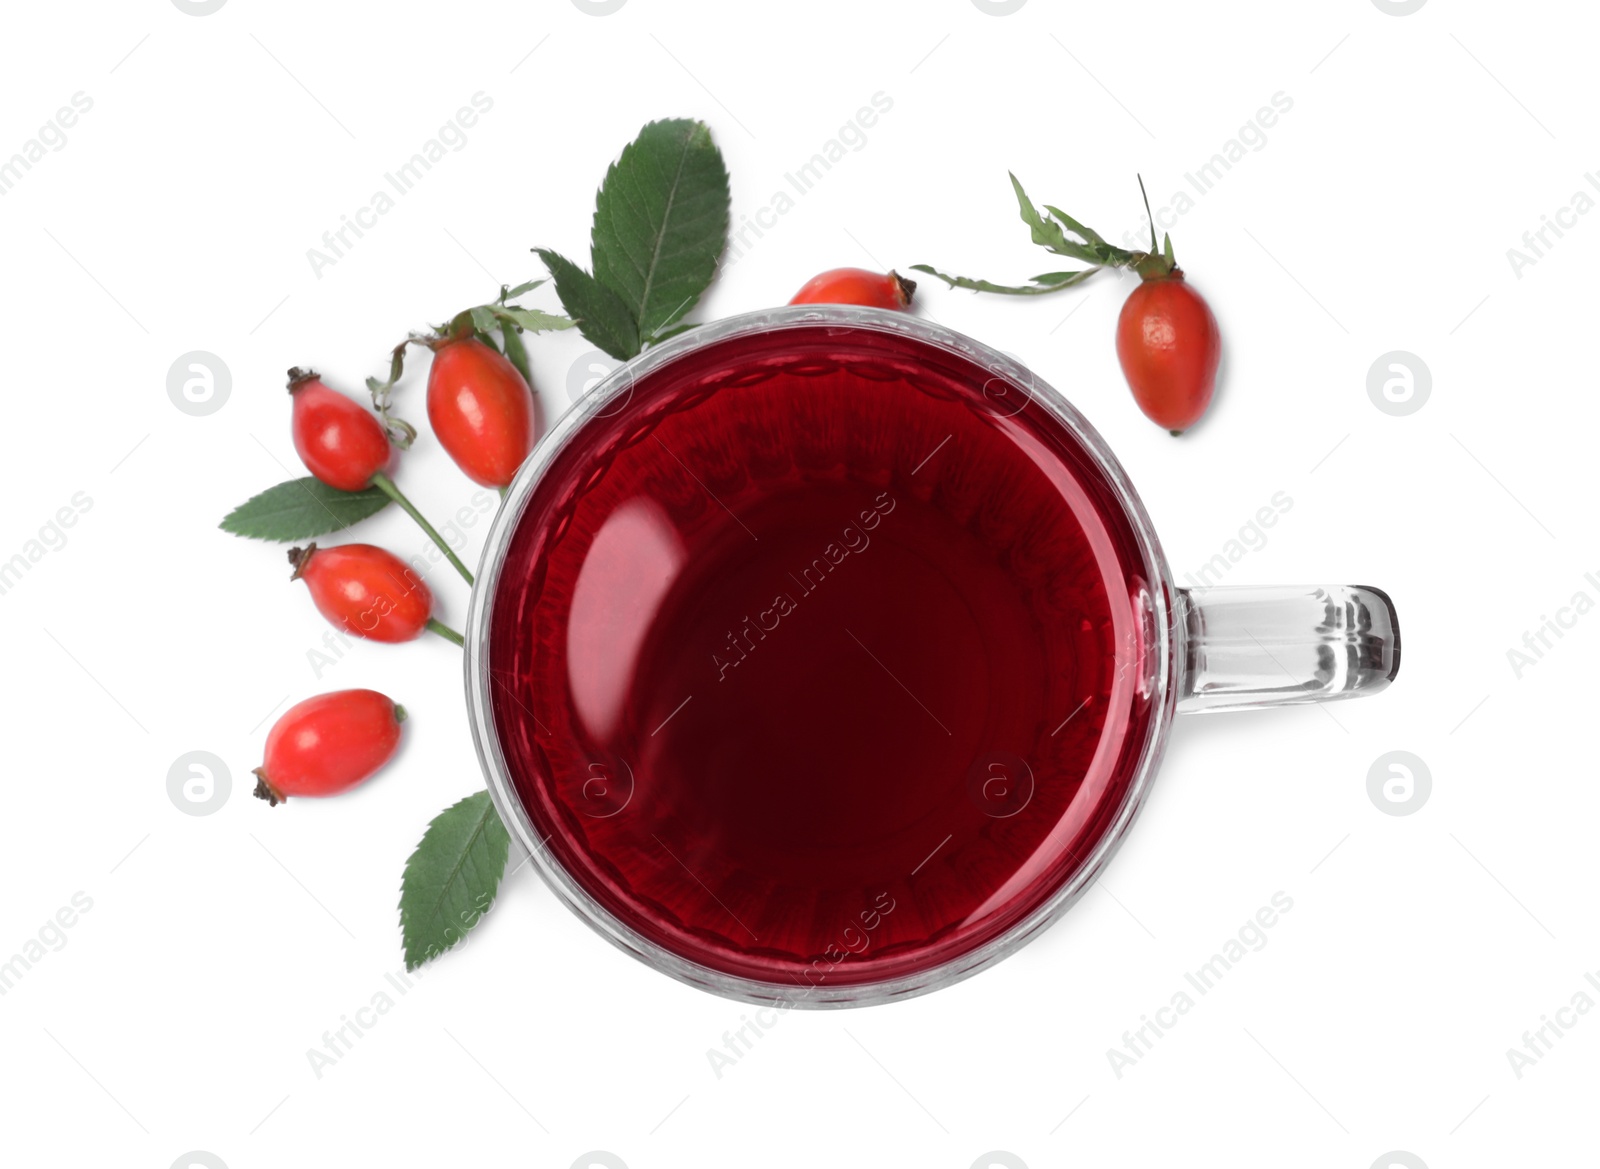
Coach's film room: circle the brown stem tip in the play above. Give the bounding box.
[287,543,316,580]
[890,270,917,306]
[252,768,285,806]
[286,367,320,393]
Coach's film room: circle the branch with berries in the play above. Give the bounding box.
[220,119,737,972]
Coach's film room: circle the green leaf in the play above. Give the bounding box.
[1007,175,1139,269]
[590,118,730,343]
[535,247,641,360]
[1163,232,1175,265]
[914,171,1161,301]
[500,320,532,387]
[468,305,499,336]
[501,279,543,301]
[909,263,1100,296]
[399,791,511,972]
[366,338,411,398]
[1010,173,1087,258]
[365,339,421,449]
[1039,201,1107,248]
[1015,178,1126,260]
[493,306,575,334]
[219,477,389,542]
[1041,204,1138,266]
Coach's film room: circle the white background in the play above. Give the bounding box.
[1,1,1594,1166]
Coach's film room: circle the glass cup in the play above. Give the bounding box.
[464,305,1400,1007]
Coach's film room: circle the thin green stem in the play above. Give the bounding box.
[426,617,465,647]
[1136,173,1157,252]
[371,472,474,586]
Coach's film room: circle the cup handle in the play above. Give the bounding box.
[1174,585,1400,713]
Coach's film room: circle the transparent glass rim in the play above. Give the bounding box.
[463,304,1179,1008]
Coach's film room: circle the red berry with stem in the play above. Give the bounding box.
[790,268,916,310]
[426,336,537,489]
[253,689,406,805]
[285,367,476,586]
[914,173,1224,433]
[288,368,392,491]
[288,542,459,645]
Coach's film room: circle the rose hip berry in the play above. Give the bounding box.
[1115,273,1221,435]
[790,268,916,310]
[426,337,537,489]
[288,368,392,491]
[288,542,435,643]
[914,175,1226,433]
[253,689,406,805]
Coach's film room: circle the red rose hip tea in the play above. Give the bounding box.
[483,320,1162,993]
